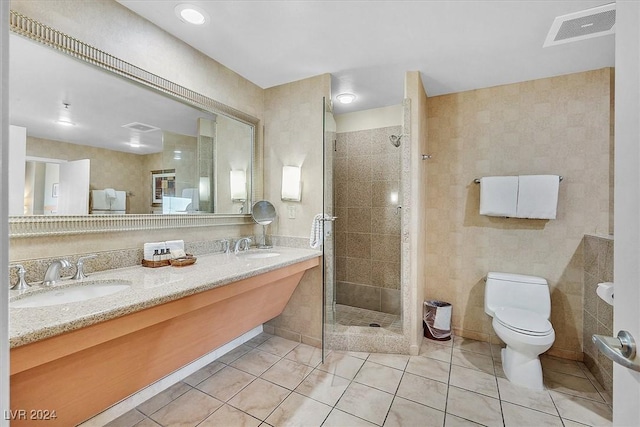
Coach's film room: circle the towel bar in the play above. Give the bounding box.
[474,176,563,184]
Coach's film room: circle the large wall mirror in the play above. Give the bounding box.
[8,12,260,237]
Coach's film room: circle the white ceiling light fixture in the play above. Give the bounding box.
[56,119,76,127]
[127,135,141,148]
[174,4,209,26]
[543,3,615,47]
[56,102,76,126]
[336,93,356,104]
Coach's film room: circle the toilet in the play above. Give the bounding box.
[484,271,555,390]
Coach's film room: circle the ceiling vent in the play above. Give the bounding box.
[543,3,615,48]
[122,122,159,132]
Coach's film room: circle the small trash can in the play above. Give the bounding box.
[423,300,452,341]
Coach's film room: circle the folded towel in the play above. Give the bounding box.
[166,239,185,253]
[111,191,126,211]
[171,248,187,259]
[516,175,559,219]
[479,176,518,217]
[91,190,110,210]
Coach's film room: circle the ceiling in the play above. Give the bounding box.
[10,34,216,154]
[117,0,615,114]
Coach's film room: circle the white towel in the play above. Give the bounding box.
[111,191,126,211]
[310,214,324,249]
[166,239,185,253]
[91,190,110,210]
[516,175,560,219]
[479,176,518,217]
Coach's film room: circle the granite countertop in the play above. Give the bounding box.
[9,247,321,348]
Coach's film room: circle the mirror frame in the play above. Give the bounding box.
[9,11,261,238]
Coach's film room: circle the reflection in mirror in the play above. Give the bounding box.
[24,159,60,215]
[23,157,91,215]
[9,31,253,216]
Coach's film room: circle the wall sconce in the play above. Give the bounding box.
[281,165,302,202]
[230,170,247,202]
[199,177,210,202]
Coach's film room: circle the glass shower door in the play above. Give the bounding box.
[321,97,336,361]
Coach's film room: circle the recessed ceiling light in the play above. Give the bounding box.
[336,93,356,104]
[175,4,209,25]
[57,102,75,126]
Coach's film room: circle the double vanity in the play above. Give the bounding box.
[6,10,320,426]
[9,247,320,426]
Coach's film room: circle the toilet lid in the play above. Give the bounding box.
[494,307,553,336]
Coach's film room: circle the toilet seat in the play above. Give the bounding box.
[494,307,553,336]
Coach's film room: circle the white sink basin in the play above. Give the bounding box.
[10,280,131,308]
[241,252,281,259]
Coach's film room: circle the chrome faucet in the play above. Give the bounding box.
[221,239,231,254]
[234,237,252,254]
[43,259,71,286]
[72,254,98,280]
[10,264,30,290]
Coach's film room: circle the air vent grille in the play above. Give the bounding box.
[122,122,159,132]
[554,10,615,42]
[544,3,615,47]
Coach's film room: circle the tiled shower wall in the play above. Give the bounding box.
[334,125,402,314]
[583,234,614,394]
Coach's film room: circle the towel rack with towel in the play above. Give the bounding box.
[477,174,562,220]
[474,176,563,184]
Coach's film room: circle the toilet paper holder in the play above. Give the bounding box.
[596,282,614,306]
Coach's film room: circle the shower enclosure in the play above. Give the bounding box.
[322,98,406,353]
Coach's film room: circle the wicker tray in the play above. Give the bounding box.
[141,259,170,268]
[170,255,197,267]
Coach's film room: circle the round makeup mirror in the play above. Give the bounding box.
[251,200,276,248]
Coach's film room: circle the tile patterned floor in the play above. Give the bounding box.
[334,304,403,334]
[103,333,613,427]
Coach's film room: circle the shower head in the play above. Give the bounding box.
[389,134,404,147]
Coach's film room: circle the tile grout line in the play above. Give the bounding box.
[490,344,507,427]
[378,356,411,427]
[440,336,455,426]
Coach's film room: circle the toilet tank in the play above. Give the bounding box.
[484,272,550,318]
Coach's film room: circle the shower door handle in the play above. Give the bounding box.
[592,330,640,372]
[321,216,338,222]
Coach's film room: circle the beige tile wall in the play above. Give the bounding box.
[263,74,331,344]
[334,125,402,314]
[406,71,430,354]
[263,74,330,239]
[582,234,613,393]
[425,69,613,359]
[26,136,156,214]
